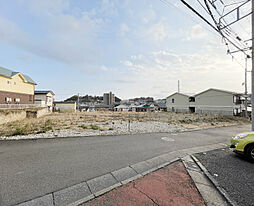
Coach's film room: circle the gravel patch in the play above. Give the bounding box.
[196,148,254,206]
[0,120,186,140]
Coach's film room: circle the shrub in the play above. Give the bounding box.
[80,125,87,129]
[109,128,113,131]
[45,119,52,125]
[12,127,25,136]
[90,124,99,130]
[37,130,45,134]
[39,125,53,133]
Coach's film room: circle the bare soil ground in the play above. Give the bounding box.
[0,111,250,137]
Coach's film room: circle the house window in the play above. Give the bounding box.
[14,82,16,85]
[7,80,11,84]
[233,96,241,104]
[189,97,195,102]
[15,98,20,103]
[5,97,12,103]
[29,95,33,102]
[172,98,175,103]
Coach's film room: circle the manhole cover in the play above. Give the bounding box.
[161,137,175,142]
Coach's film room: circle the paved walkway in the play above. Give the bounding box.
[82,161,205,206]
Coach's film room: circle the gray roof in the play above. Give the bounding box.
[0,67,36,84]
[194,88,240,97]
[166,92,191,99]
[35,90,55,95]
[155,102,167,109]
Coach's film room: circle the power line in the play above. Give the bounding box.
[158,0,251,66]
[158,0,221,38]
[181,0,251,56]
[179,0,220,32]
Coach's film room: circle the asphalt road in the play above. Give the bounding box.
[0,124,250,206]
[196,148,254,206]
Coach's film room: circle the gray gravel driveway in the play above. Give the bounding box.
[196,148,254,206]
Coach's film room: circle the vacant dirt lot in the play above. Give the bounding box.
[0,111,250,138]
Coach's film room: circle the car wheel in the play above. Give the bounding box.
[246,145,254,161]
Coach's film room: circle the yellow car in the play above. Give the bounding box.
[230,132,254,161]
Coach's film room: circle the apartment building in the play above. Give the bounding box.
[103,92,115,106]
[166,88,243,116]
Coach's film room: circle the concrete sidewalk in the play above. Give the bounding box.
[82,160,205,206]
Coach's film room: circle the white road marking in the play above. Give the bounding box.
[161,137,175,142]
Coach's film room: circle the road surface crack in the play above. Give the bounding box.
[133,182,160,206]
[52,192,56,206]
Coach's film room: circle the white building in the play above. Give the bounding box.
[195,88,242,116]
[34,90,55,112]
[114,104,129,112]
[166,88,243,116]
[166,92,193,113]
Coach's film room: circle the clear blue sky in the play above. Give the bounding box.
[0,0,250,100]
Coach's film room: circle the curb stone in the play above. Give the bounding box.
[182,155,230,206]
[191,155,238,206]
[15,142,228,206]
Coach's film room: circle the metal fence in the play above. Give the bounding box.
[0,104,42,109]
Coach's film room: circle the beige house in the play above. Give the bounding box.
[54,102,76,113]
[34,91,55,112]
[166,92,193,113]
[195,88,242,116]
[0,67,36,104]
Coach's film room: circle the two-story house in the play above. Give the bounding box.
[34,91,55,112]
[195,88,243,116]
[166,92,192,113]
[166,88,243,116]
[0,67,36,104]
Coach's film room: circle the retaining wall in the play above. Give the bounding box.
[0,110,26,125]
[0,108,49,125]
[26,108,49,118]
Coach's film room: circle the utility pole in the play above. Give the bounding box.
[245,56,248,118]
[77,93,80,111]
[178,80,180,93]
[252,0,254,130]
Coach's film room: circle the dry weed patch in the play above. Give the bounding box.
[0,111,250,137]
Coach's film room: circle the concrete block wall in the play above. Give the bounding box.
[26,108,49,118]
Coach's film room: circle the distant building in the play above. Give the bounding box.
[34,90,55,112]
[114,104,129,112]
[135,104,154,112]
[103,92,115,106]
[54,102,76,113]
[0,67,36,104]
[154,102,167,111]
